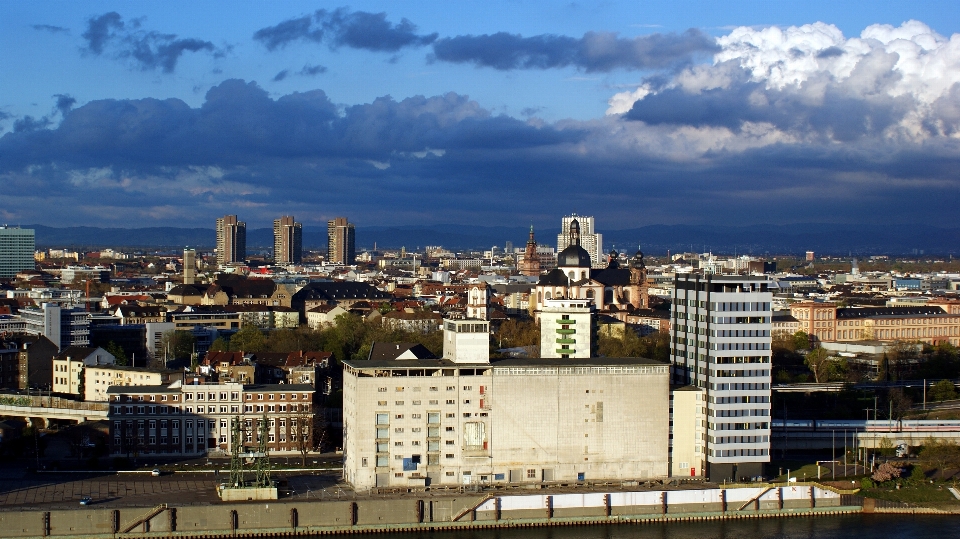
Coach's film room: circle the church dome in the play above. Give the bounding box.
[558,244,592,268]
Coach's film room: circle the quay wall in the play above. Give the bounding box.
[0,484,856,539]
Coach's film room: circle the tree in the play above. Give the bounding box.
[918,437,960,477]
[871,462,902,483]
[161,330,197,364]
[104,341,129,366]
[208,337,229,352]
[888,388,912,420]
[804,348,833,383]
[792,331,810,351]
[929,380,958,402]
[292,400,326,467]
[229,325,267,353]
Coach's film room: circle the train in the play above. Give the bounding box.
[772,419,960,432]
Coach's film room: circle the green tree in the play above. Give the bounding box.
[792,331,810,351]
[208,337,229,352]
[161,330,197,364]
[104,341,129,366]
[229,325,267,353]
[930,379,958,402]
[804,348,833,383]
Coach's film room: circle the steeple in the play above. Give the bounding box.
[569,219,580,246]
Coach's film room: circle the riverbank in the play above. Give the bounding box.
[0,483,886,539]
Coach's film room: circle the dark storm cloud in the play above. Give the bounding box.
[430,29,717,72]
[81,12,218,72]
[624,57,912,141]
[0,79,580,171]
[254,8,437,52]
[33,24,69,34]
[273,70,289,82]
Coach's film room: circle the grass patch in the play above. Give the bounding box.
[862,482,958,504]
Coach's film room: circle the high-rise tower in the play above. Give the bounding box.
[557,214,602,268]
[327,217,355,265]
[216,215,246,267]
[183,248,196,284]
[0,226,35,278]
[273,216,303,264]
[670,274,773,482]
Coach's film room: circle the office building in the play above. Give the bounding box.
[557,214,603,268]
[327,217,356,265]
[183,248,196,285]
[0,226,35,278]
[216,215,246,266]
[21,303,91,350]
[670,274,773,481]
[273,216,303,264]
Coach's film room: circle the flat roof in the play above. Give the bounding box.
[344,356,668,370]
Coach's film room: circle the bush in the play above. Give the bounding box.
[909,465,927,484]
[860,477,874,488]
[872,462,902,483]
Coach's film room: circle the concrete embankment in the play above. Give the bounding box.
[0,484,862,538]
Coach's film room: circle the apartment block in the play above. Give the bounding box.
[670,274,773,482]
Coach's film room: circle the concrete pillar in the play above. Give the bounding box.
[661,491,667,515]
[721,489,727,512]
[545,495,553,519]
[604,493,611,517]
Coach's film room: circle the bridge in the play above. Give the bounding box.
[0,393,108,428]
[772,419,960,451]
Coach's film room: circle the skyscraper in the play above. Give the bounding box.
[215,215,246,267]
[273,216,303,264]
[557,214,603,268]
[327,217,355,265]
[0,226,35,278]
[183,248,196,284]
[670,274,773,482]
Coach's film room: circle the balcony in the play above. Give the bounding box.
[556,319,574,325]
[556,349,575,355]
[556,328,576,335]
[555,338,576,344]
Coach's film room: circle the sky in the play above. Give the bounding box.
[2,1,960,231]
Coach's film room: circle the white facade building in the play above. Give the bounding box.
[539,298,595,358]
[670,274,773,482]
[21,303,91,350]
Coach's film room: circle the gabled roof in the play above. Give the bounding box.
[294,281,391,302]
[367,342,437,361]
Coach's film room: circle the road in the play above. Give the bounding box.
[0,466,348,511]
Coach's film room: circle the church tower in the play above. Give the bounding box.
[519,225,541,277]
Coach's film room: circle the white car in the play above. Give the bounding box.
[151,469,161,476]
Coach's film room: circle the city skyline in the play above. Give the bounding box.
[2,2,960,229]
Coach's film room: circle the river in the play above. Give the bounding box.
[314,514,959,539]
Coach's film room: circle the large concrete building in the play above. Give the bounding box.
[670,274,773,481]
[183,248,196,285]
[342,311,671,491]
[327,217,356,265]
[216,215,246,267]
[21,303,90,350]
[273,216,303,265]
[557,214,602,268]
[539,298,596,358]
[0,225,35,278]
[789,300,960,346]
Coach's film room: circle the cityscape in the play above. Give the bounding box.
[2,1,960,538]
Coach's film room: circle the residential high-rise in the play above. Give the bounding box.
[183,248,196,285]
[557,214,603,268]
[215,215,246,266]
[273,216,303,264]
[0,225,35,278]
[327,217,355,265]
[670,274,772,482]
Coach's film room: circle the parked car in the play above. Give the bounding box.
[151,469,161,476]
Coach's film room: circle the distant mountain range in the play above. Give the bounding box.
[26,223,960,256]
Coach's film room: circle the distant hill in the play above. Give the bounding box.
[27,223,960,256]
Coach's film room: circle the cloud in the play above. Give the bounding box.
[273,70,289,82]
[609,21,960,141]
[254,7,437,52]
[430,29,717,71]
[33,24,69,34]
[300,64,327,76]
[54,94,77,116]
[81,12,219,72]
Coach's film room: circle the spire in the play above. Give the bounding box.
[570,219,580,246]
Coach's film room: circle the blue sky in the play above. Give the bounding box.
[2,1,960,230]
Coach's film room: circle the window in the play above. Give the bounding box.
[395,401,404,406]
[446,400,455,405]
[411,413,421,419]
[527,469,536,479]
[395,414,403,419]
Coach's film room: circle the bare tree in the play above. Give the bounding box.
[292,401,327,467]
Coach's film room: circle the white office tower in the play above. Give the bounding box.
[539,298,595,358]
[556,214,603,268]
[670,274,772,482]
[442,319,490,364]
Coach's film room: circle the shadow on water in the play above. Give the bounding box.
[311,514,960,539]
